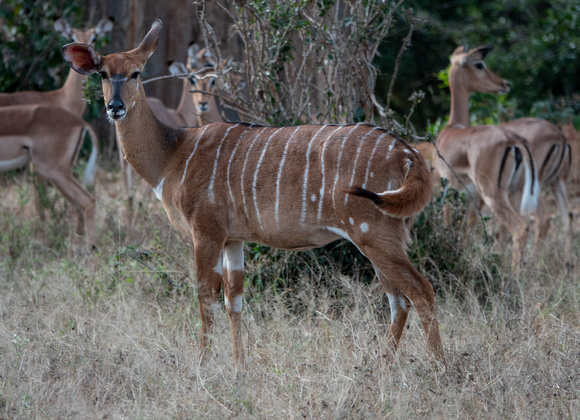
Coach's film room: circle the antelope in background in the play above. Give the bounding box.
[0,105,97,250]
[0,18,113,117]
[0,19,109,247]
[62,19,446,366]
[433,45,539,272]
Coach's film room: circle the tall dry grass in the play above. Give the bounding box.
[1,169,579,419]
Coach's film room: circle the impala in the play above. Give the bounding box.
[0,105,97,249]
[0,18,110,215]
[447,46,572,262]
[146,43,213,127]
[0,18,113,116]
[62,19,445,365]
[434,45,539,271]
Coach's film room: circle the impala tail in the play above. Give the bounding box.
[345,152,433,218]
[82,125,99,188]
[501,135,539,215]
[518,142,539,215]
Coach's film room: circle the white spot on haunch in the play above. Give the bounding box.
[311,194,317,202]
[403,149,410,154]
[360,222,369,233]
[349,217,354,225]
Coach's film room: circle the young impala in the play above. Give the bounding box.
[0,105,97,249]
[434,45,539,271]
[0,18,111,216]
[62,20,445,365]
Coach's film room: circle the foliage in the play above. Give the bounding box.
[374,0,580,130]
[0,1,109,120]
[0,0,82,92]
[196,0,411,130]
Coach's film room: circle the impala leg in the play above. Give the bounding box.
[193,237,224,359]
[40,169,97,250]
[482,196,528,273]
[552,179,572,264]
[533,198,551,249]
[362,243,445,365]
[223,242,245,366]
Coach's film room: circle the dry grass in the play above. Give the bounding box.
[1,169,579,419]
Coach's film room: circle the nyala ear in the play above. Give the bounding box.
[62,43,103,75]
[134,19,163,61]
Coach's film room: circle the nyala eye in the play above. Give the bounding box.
[131,71,140,79]
[99,71,108,79]
[475,62,485,70]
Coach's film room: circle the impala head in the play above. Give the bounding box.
[450,45,510,95]
[186,43,219,116]
[62,19,163,121]
[54,17,113,46]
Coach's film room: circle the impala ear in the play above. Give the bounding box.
[95,18,113,36]
[62,43,103,75]
[450,45,467,64]
[54,18,73,40]
[187,42,200,63]
[463,44,493,65]
[169,61,188,76]
[135,19,163,61]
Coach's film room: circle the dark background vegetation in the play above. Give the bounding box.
[2,0,578,134]
[0,0,579,290]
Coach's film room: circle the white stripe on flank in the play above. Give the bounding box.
[317,126,344,222]
[227,125,253,205]
[208,124,240,201]
[362,132,389,189]
[181,125,210,185]
[253,127,284,226]
[275,126,302,226]
[153,178,164,201]
[344,127,381,205]
[331,124,362,208]
[241,127,268,217]
[325,226,352,241]
[300,125,329,224]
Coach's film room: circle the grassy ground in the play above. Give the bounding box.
[0,168,579,419]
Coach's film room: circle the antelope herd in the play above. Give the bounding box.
[1,17,576,366]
